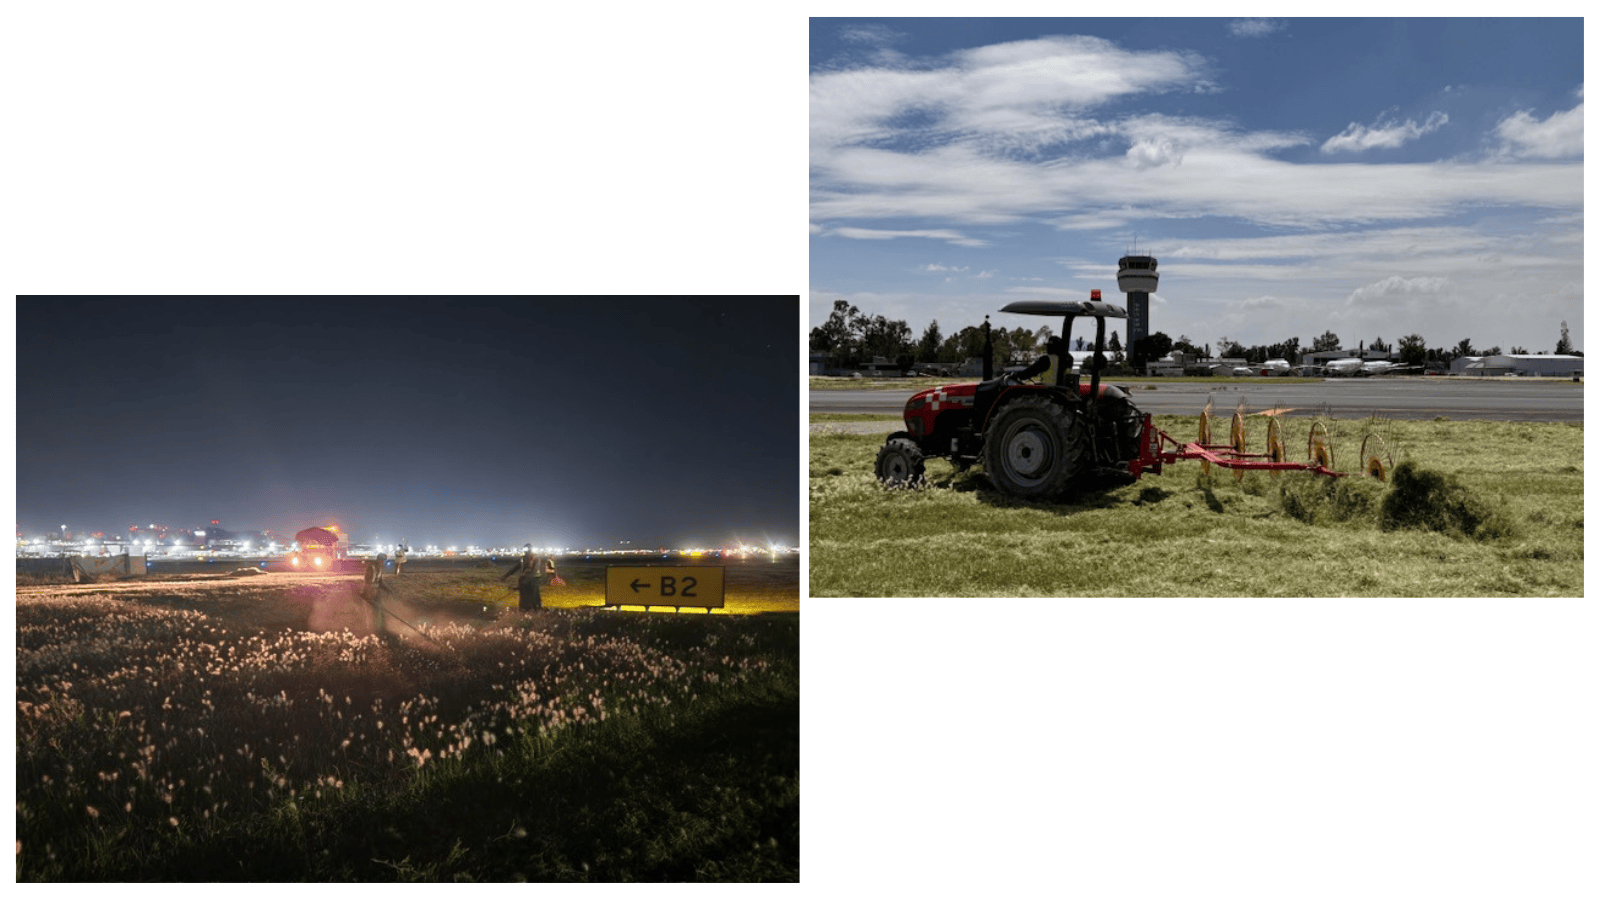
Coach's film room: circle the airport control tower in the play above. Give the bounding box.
[1117,252,1158,351]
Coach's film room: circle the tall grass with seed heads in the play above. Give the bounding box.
[16,573,797,881]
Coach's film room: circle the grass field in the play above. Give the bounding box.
[16,569,798,881]
[810,413,1582,597]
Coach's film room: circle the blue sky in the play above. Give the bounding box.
[810,18,1583,355]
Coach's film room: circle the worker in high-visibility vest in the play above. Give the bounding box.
[502,544,557,611]
[364,553,391,633]
[1041,337,1070,387]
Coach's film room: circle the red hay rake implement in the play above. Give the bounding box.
[1130,400,1394,483]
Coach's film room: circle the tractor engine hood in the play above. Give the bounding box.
[902,383,977,438]
[900,379,1131,439]
[904,383,978,416]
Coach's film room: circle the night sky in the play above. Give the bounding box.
[14,297,799,551]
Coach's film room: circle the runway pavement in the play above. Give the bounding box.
[811,377,1582,423]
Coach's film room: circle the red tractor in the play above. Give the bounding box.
[289,526,347,570]
[876,291,1392,498]
[875,291,1146,499]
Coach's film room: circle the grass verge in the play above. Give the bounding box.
[66,673,798,881]
[16,577,798,881]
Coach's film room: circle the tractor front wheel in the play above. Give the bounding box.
[875,436,927,488]
[981,396,1086,499]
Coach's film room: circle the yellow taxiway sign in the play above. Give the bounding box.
[604,566,725,609]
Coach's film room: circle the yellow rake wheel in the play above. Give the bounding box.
[1359,434,1393,481]
[1307,421,1334,472]
[1230,411,1248,482]
[1197,407,1213,476]
[1266,417,1287,478]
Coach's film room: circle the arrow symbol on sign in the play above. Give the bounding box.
[630,579,650,593]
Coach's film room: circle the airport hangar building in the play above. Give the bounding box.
[1450,354,1583,377]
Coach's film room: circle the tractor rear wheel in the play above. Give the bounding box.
[981,395,1086,499]
[875,436,926,488]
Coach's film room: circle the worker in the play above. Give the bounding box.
[1041,337,1070,387]
[503,544,534,581]
[393,541,407,576]
[364,552,391,634]
[501,544,556,612]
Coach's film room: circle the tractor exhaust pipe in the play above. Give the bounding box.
[982,316,993,381]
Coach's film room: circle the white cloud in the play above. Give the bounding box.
[1228,19,1286,39]
[811,34,1583,353]
[819,226,988,247]
[1126,138,1185,170]
[838,24,900,46]
[810,36,1208,162]
[813,39,1575,229]
[925,263,969,272]
[1321,111,1449,154]
[1492,100,1583,159]
[818,216,1582,354]
[1051,211,1133,231]
[813,135,1578,229]
[1344,275,1453,309]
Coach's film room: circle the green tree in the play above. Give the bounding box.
[859,314,913,363]
[1312,331,1341,352]
[1131,332,1173,370]
[1556,321,1573,355]
[1012,326,1041,364]
[1397,334,1427,368]
[916,319,943,363]
[1267,337,1301,365]
[939,325,989,366]
[809,299,863,364]
[1454,338,1476,359]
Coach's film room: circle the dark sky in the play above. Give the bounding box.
[15,297,799,551]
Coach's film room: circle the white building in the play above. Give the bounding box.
[1452,354,1583,377]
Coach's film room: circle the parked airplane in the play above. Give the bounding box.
[1322,358,1422,376]
[1323,358,1367,376]
[1260,358,1293,376]
[1359,360,1423,376]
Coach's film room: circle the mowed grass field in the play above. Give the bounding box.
[810,413,1582,597]
[16,566,798,881]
